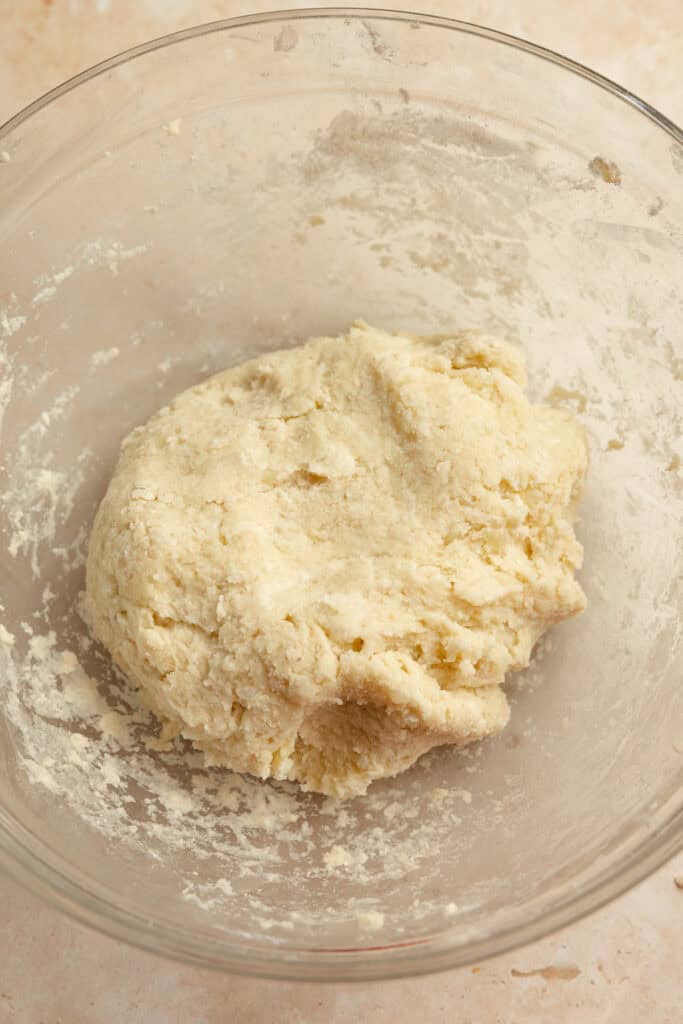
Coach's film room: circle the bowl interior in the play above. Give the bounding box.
[0,12,682,979]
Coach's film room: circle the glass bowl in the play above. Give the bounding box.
[0,9,681,982]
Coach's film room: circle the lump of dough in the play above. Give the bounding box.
[85,322,587,797]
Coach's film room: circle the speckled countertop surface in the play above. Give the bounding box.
[0,3,681,1022]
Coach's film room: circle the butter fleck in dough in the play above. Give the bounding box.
[85,322,587,797]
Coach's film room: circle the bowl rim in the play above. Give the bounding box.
[1,6,682,144]
[0,6,681,983]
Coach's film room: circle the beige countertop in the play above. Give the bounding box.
[0,2,681,1022]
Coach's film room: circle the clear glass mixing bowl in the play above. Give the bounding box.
[0,10,681,982]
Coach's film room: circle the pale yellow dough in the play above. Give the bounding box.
[85,322,587,797]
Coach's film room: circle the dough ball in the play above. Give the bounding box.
[85,322,587,797]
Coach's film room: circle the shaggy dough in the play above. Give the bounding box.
[85,322,587,797]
